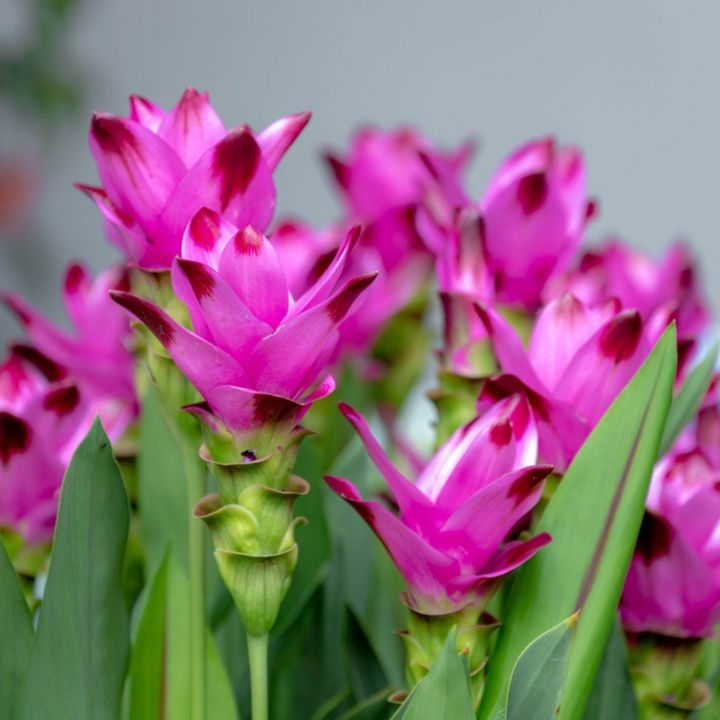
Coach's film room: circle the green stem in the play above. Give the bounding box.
[247,632,270,720]
[183,444,207,720]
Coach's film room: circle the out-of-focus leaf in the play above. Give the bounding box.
[392,628,474,720]
[344,606,390,703]
[659,343,718,456]
[507,613,578,720]
[0,537,33,719]
[479,326,677,720]
[337,687,395,720]
[137,389,189,575]
[129,548,237,720]
[21,419,130,720]
[583,616,639,720]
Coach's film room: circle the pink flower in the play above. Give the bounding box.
[477,294,653,472]
[325,397,551,614]
[544,239,712,375]
[479,137,593,310]
[3,263,138,441]
[112,213,375,436]
[78,87,310,269]
[621,411,720,638]
[0,347,92,543]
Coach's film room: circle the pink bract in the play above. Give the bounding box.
[79,87,310,269]
[325,397,552,614]
[112,215,376,435]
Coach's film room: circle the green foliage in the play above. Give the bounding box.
[20,419,130,720]
[392,628,474,720]
[507,613,578,720]
[478,326,677,720]
[0,537,33,719]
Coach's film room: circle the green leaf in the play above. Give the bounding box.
[137,389,189,575]
[507,613,578,720]
[478,326,677,720]
[21,418,130,720]
[128,548,238,720]
[395,628,474,720]
[583,616,639,720]
[659,342,718,457]
[0,537,33,719]
[344,606,391,704]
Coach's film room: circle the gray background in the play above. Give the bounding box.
[1,0,719,347]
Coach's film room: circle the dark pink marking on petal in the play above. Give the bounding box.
[598,311,642,362]
[0,412,31,466]
[516,172,548,215]
[64,264,86,294]
[189,207,223,250]
[43,385,81,417]
[324,153,351,191]
[585,199,599,221]
[489,418,512,448]
[213,128,261,210]
[91,113,141,158]
[11,345,67,381]
[635,513,672,563]
[234,226,264,256]
[177,258,216,300]
[508,465,553,500]
[325,272,377,323]
[110,291,175,347]
[252,394,301,426]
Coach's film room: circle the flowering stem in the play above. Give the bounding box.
[246,632,270,720]
[183,444,208,720]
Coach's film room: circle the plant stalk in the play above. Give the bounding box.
[247,632,270,720]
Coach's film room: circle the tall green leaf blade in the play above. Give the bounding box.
[21,418,130,720]
[394,628,474,720]
[659,342,717,457]
[583,616,639,720]
[0,537,33,719]
[507,613,578,720]
[479,326,677,720]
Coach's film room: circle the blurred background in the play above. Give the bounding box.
[1,0,719,346]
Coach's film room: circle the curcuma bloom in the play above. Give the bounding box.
[479,137,593,310]
[0,346,91,544]
[621,408,720,638]
[325,396,552,615]
[2,263,138,441]
[111,213,376,438]
[477,294,653,473]
[78,87,310,269]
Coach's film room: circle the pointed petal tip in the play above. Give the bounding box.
[175,257,217,299]
[109,291,176,347]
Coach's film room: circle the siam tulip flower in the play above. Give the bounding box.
[544,239,712,376]
[476,294,654,472]
[325,396,551,615]
[3,263,138,441]
[0,346,91,544]
[621,408,720,639]
[479,137,594,310]
[78,87,310,269]
[111,212,376,448]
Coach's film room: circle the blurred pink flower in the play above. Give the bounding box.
[78,87,310,269]
[3,263,138,440]
[112,214,375,436]
[479,137,593,310]
[0,347,91,543]
[621,410,720,638]
[325,396,551,614]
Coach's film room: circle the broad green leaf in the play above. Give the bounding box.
[344,606,391,704]
[0,537,33,719]
[479,326,677,720]
[393,628,474,720]
[583,616,639,720]
[659,342,718,456]
[138,389,189,575]
[507,613,578,720]
[21,419,130,720]
[337,687,395,719]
